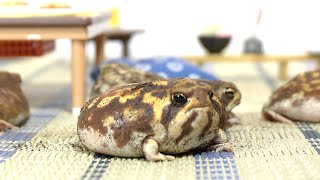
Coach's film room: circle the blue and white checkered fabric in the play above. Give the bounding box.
[90,56,218,81]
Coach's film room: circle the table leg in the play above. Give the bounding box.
[71,40,86,115]
[279,61,288,80]
[122,38,129,57]
[95,34,106,65]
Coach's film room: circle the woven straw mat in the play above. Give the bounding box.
[0,57,320,180]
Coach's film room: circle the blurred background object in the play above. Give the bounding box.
[198,34,231,54]
[198,25,231,54]
[109,7,119,28]
[3,0,313,59]
[243,36,263,54]
[0,40,55,57]
[0,0,28,6]
[243,8,263,54]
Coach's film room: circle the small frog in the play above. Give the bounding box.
[78,78,232,161]
[91,63,242,126]
[199,80,242,127]
[262,69,320,123]
[0,71,29,131]
[91,63,163,97]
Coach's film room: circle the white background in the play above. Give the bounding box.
[30,0,320,59]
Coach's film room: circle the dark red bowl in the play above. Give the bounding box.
[198,35,231,53]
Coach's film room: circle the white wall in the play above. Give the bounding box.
[54,0,320,59]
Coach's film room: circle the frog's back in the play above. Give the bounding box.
[263,69,320,122]
[78,80,172,157]
[91,63,163,97]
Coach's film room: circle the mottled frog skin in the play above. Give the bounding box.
[199,80,242,126]
[91,63,242,126]
[78,78,232,161]
[262,69,320,123]
[0,72,29,131]
[91,63,163,97]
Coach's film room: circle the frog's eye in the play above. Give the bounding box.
[224,87,235,99]
[172,93,188,106]
[209,92,214,99]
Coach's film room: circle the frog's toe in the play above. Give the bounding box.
[163,154,175,161]
[0,120,18,132]
[227,117,242,126]
[263,109,294,124]
[146,153,175,162]
[207,143,233,152]
[142,137,175,162]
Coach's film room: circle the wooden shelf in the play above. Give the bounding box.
[183,54,320,80]
[183,54,319,63]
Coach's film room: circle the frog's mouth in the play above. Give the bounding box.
[186,105,211,114]
[182,106,213,124]
[172,106,219,146]
[228,99,241,111]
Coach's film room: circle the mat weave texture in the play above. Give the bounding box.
[1,111,320,179]
[0,57,320,179]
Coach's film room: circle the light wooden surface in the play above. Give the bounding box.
[184,54,320,80]
[184,54,315,62]
[0,13,110,114]
[95,34,106,65]
[71,40,86,110]
[0,20,109,40]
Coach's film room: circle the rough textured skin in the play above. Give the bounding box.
[0,71,30,131]
[78,78,231,161]
[91,63,163,97]
[199,80,242,127]
[199,80,241,112]
[91,63,242,127]
[262,69,320,123]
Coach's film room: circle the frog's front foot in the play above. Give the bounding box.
[207,128,233,152]
[142,137,175,162]
[207,143,233,152]
[263,109,294,124]
[227,117,241,126]
[0,119,18,132]
[146,152,175,162]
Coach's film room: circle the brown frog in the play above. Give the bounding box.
[262,69,320,123]
[91,63,163,97]
[78,78,232,161]
[91,63,242,126]
[0,71,29,131]
[199,80,242,126]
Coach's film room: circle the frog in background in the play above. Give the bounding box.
[0,71,29,132]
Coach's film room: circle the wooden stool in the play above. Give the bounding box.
[104,29,143,58]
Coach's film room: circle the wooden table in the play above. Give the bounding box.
[0,11,110,114]
[184,54,320,80]
[103,29,143,58]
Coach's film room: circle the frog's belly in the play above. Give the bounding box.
[272,98,320,122]
[78,127,147,157]
[78,127,216,157]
